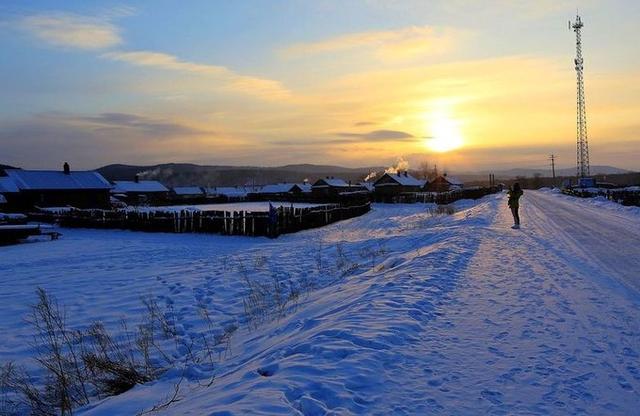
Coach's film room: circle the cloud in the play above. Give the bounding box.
[334,129,417,143]
[67,112,211,136]
[282,26,461,60]
[354,121,377,127]
[18,12,121,49]
[102,51,292,101]
[0,112,220,168]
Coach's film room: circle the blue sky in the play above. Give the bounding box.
[1,0,638,171]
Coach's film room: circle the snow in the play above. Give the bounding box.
[4,169,111,190]
[205,186,250,198]
[171,186,204,195]
[0,213,26,221]
[313,178,350,188]
[540,187,640,217]
[0,177,20,193]
[257,183,298,194]
[375,172,425,187]
[1,191,639,415]
[358,182,374,192]
[112,180,168,193]
[0,194,6,204]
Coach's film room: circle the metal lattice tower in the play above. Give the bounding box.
[570,13,590,178]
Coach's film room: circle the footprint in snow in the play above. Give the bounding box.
[480,389,503,405]
[257,363,279,377]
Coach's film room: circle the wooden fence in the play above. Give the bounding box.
[380,187,500,205]
[27,202,371,238]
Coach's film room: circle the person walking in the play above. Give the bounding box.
[508,183,523,229]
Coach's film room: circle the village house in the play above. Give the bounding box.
[204,186,250,202]
[169,186,206,203]
[373,171,426,201]
[254,183,313,199]
[0,163,112,211]
[112,175,169,206]
[311,177,365,199]
[425,174,464,193]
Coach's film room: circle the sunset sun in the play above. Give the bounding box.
[424,113,464,153]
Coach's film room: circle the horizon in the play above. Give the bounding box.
[1,1,639,171]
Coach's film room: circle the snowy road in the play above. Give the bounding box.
[2,190,639,415]
[385,191,640,414]
[526,190,640,292]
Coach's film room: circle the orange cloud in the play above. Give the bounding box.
[102,51,292,101]
[282,26,463,61]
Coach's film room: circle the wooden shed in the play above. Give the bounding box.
[112,175,169,206]
[424,174,464,193]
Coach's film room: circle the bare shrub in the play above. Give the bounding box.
[359,241,388,270]
[241,269,302,330]
[1,288,221,415]
[428,204,455,216]
[81,322,154,395]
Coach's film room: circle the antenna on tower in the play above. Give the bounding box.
[570,12,592,186]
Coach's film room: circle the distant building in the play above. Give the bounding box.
[205,186,250,201]
[1,163,111,211]
[112,175,169,205]
[170,186,206,202]
[311,177,364,198]
[255,183,312,199]
[373,172,426,200]
[425,174,463,193]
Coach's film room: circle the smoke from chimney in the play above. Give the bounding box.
[384,156,409,175]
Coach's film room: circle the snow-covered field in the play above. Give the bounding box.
[1,191,639,415]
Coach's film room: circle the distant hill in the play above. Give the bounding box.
[0,164,17,171]
[485,165,630,179]
[96,163,384,187]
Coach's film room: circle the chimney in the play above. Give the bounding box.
[404,171,408,177]
[63,162,70,175]
[134,174,140,183]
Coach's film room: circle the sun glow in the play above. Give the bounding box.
[425,113,464,153]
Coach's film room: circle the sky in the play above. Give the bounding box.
[0,0,639,172]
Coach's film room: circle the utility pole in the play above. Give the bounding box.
[570,13,591,179]
[549,154,556,179]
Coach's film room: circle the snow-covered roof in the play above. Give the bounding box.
[4,169,111,191]
[112,180,168,193]
[258,183,297,194]
[205,186,248,197]
[443,175,463,186]
[0,177,19,193]
[171,186,204,196]
[297,183,312,193]
[375,172,425,187]
[313,178,350,188]
[358,182,375,192]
